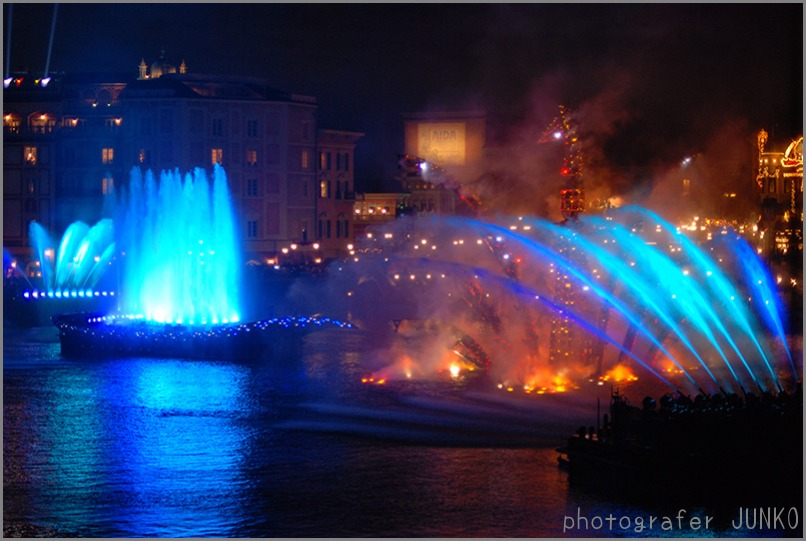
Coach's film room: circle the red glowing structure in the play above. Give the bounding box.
[539,105,585,221]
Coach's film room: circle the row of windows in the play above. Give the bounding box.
[319,179,351,199]
[55,145,308,169]
[14,134,334,173]
[162,116,312,141]
[139,116,272,139]
[6,112,319,144]
[8,110,304,141]
[318,218,350,239]
[245,218,352,240]
[319,151,350,172]
[23,145,115,167]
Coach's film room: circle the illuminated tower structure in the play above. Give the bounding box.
[539,105,585,221]
[539,106,600,373]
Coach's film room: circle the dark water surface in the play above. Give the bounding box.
[3,326,796,537]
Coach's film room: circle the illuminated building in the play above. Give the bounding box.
[316,129,363,259]
[3,72,128,262]
[395,111,488,216]
[352,192,409,240]
[755,130,803,259]
[3,74,61,262]
[3,55,360,267]
[754,130,803,331]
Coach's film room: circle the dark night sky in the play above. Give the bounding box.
[3,3,803,190]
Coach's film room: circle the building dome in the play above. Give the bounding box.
[150,49,177,79]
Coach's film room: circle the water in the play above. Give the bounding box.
[28,219,116,294]
[115,165,241,325]
[4,327,798,538]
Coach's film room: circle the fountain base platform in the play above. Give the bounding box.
[52,312,355,360]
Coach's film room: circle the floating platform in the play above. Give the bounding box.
[52,312,355,360]
[558,388,803,507]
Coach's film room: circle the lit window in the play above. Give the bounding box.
[320,179,331,198]
[102,177,115,195]
[4,114,20,133]
[24,146,37,165]
[102,147,114,165]
[246,149,257,166]
[212,148,223,165]
[301,150,310,170]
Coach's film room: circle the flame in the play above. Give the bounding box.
[601,364,638,383]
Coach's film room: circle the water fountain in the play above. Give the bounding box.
[52,165,353,359]
[29,218,117,296]
[338,209,801,501]
[344,208,800,396]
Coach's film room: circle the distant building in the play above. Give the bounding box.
[755,130,803,259]
[352,192,409,240]
[3,55,360,269]
[316,129,363,259]
[358,110,490,219]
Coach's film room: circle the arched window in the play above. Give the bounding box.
[29,112,55,134]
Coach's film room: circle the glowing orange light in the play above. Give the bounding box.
[601,364,638,383]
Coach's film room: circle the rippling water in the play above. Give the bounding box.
[3,326,796,537]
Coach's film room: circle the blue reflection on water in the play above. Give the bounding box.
[8,352,258,537]
[4,329,799,537]
[100,360,253,537]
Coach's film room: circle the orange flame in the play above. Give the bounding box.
[601,364,638,383]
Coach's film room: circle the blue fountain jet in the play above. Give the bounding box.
[622,206,785,390]
[719,231,796,380]
[583,216,761,392]
[384,253,678,391]
[447,217,703,392]
[116,165,242,326]
[526,218,725,392]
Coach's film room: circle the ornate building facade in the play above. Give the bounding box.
[3,56,361,269]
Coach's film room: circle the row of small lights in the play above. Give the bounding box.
[23,289,116,300]
[4,76,51,88]
[84,313,353,330]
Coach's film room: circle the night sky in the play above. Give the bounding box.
[3,3,803,191]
